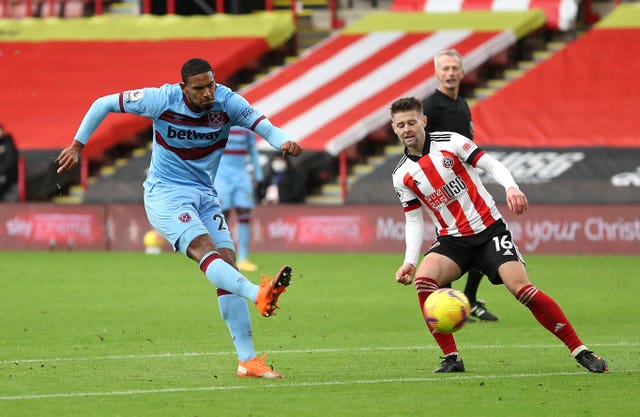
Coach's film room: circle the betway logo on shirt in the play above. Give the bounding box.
[166,125,221,140]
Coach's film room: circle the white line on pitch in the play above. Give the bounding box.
[1,370,636,401]
[0,341,635,366]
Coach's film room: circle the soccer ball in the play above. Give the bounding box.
[423,288,471,334]
[143,230,164,255]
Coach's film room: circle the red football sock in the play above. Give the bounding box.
[415,276,458,356]
[516,284,583,352]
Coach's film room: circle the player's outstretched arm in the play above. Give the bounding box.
[476,152,527,214]
[253,118,302,157]
[56,140,85,174]
[56,94,120,174]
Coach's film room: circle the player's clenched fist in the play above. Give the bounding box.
[281,140,302,157]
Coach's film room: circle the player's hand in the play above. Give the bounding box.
[506,187,528,215]
[56,141,85,174]
[280,140,302,157]
[395,263,416,286]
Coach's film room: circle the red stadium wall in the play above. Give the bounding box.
[1,203,638,255]
[472,27,640,148]
[0,38,269,161]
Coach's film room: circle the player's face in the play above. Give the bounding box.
[391,109,426,155]
[182,71,216,112]
[436,55,464,92]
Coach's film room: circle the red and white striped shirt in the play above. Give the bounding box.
[393,131,516,239]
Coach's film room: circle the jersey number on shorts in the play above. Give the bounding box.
[213,213,229,231]
[492,234,513,253]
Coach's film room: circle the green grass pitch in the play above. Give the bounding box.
[0,251,638,416]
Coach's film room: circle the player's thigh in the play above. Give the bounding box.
[198,192,235,251]
[423,238,470,284]
[144,184,209,254]
[497,261,531,295]
[417,252,463,286]
[475,228,525,285]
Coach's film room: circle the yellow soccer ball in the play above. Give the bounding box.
[143,230,164,255]
[423,288,471,334]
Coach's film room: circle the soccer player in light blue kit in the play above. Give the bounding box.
[214,126,263,272]
[57,58,303,379]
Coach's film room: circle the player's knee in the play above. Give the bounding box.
[499,261,530,293]
[186,234,217,262]
[217,247,237,266]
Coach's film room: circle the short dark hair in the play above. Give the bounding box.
[181,58,213,83]
[390,97,422,116]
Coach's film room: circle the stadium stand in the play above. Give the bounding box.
[346,3,640,205]
[0,0,90,18]
[239,9,548,201]
[473,5,639,148]
[389,0,580,31]
[0,12,296,200]
[246,10,546,155]
[2,1,632,205]
[81,130,152,203]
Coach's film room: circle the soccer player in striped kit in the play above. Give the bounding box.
[214,126,263,272]
[390,97,607,373]
[57,58,302,378]
[422,49,498,322]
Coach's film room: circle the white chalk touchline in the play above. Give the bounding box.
[2,370,635,401]
[1,341,635,365]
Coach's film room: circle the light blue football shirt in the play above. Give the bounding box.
[74,82,289,191]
